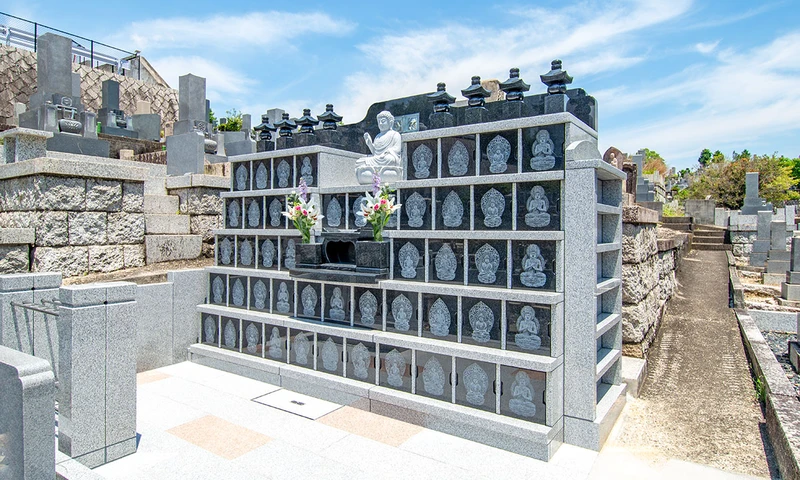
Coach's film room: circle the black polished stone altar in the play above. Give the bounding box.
[289,229,390,283]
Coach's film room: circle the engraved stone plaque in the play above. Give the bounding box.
[391,294,413,331]
[245,323,259,354]
[385,349,406,387]
[327,197,342,227]
[521,244,547,288]
[359,290,378,326]
[412,144,433,179]
[469,301,494,343]
[204,315,216,343]
[269,198,282,227]
[353,195,367,228]
[253,280,268,310]
[514,306,542,350]
[294,333,310,365]
[329,287,346,321]
[301,284,317,316]
[248,199,261,227]
[475,243,500,284]
[530,130,556,171]
[212,276,224,304]
[276,282,290,313]
[219,238,233,265]
[239,239,253,266]
[429,298,451,337]
[509,371,537,417]
[405,192,426,228]
[448,140,469,176]
[351,343,370,380]
[261,240,275,267]
[398,242,421,279]
[223,319,236,349]
[464,363,489,406]
[232,278,245,307]
[524,185,550,228]
[255,162,268,189]
[442,190,464,228]
[284,239,296,269]
[321,338,338,372]
[268,327,283,359]
[487,135,511,173]
[228,200,240,228]
[301,156,314,185]
[277,159,290,188]
[480,188,505,228]
[235,163,247,191]
[435,243,457,281]
[422,357,445,396]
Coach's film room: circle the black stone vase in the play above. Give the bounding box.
[296,243,323,268]
[355,241,390,271]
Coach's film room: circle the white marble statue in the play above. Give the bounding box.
[355,111,403,184]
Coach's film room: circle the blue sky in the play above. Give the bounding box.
[4,0,800,169]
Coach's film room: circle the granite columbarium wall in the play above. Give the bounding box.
[188,64,626,460]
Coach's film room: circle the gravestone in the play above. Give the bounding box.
[98,80,137,138]
[750,210,773,267]
[741,172,772,215]
[764,221,790,284]
[167,74,219,175]
[781,237,800,302]
[18,33,109,157]
[632,150,655,202]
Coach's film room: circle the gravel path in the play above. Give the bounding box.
[614,249,778,478]
[764,331,800,397]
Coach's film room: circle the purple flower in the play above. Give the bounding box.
[298,177,309,202]
[371,172,381,197]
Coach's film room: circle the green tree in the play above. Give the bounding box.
[217,108,243,132]
[698,148,712,167]
[712,150,725,163]
[642,148,668,175]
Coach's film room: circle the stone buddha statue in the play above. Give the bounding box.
[355,111,403,184]
[520,244,547,288]
[525,185,550,228]
[514,306,542,350]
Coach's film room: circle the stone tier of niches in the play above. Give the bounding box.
[197,300,562,428]
[206,267,562,358]
[213,233,563,293]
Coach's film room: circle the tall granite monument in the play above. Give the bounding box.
[166,74,221,175]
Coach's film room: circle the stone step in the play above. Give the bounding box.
[693,231,725,239]
[144,195,179,214]
[662,216,693,224]
[145,214,190,234]
[662,224,693,232]
[145,235,202,264]
[692,242,732,251]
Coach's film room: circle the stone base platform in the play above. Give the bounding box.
[188,343,564,461]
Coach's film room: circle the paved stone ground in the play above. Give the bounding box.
[613,249,779,478]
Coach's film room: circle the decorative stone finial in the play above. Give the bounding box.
[461,76,492,108]
[274,112,297,138]
[317,104,343,130]
[427,82,456,113]
[296,108,319,134]
[540,59,573,95]
[499,67,530,102]
[254,114,277,141]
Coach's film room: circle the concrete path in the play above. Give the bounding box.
[610,249,778,478]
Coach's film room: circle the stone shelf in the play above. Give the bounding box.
[595,242,621,253]
[596,204,622,215]
[595,313,620,339]
[595,278,620,295]
[595,348,620,381]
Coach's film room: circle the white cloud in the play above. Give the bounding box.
[113,11,356,52]
[600,32,800,168]
[694,40,720,54]
[333,0,693,121]
[148,56,257,104]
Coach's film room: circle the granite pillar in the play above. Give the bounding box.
[781,237,800,301]
[750,210,773,267]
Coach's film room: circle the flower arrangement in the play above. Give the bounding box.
[360,173,401,242]
[282,178,322,244]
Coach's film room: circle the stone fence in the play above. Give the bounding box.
[0,45,178,129]
[622,204,690,357]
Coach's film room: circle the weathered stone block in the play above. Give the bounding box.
[622,257,658,304]
[0,245,29,273]
[88,245,125,273]
[34,211,68,247]
[107,212,145,244]
[121,182,144,213]
[37,176,86,211]
[86,179,122,212]
[190,214,221,242]
[730,231,758,244]
[172,187,224,215]
[145,235,202,263]
[32,246,88,277]
[122,244,146,268]
[622,289,659,343]
[622,223,657,264]
[145,214,190,234]
[4,176,37,210]
[0,211,36,229]
[733,243,753,257]
[68,212,107,245]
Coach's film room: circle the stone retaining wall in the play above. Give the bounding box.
[166,176,228,258]
[0,174,146,276]
[622,212,689,357]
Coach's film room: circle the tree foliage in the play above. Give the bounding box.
[680,153,799,209]
[217,108,242,132]
[642,148,668,175]
[698,148,712,167]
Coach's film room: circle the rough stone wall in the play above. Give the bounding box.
[0,175,145,276]
[170,186,224,257]
[0,45,178,130]
[730,230,757,261]
[622,222,681,358]
[0,245,29,274]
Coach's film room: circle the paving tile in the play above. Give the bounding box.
[167,415,272,460]
[253,389,343,420]
[318,406,423,447]
[137,370,171,385]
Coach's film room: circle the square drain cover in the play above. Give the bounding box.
[253,389,342,420]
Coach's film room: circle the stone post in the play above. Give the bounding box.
[57,282,137,467]
[0,345,55,480]
[781,237,800,302]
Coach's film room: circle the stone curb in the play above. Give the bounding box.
[734,308,800,480]
[727,251,746,309]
